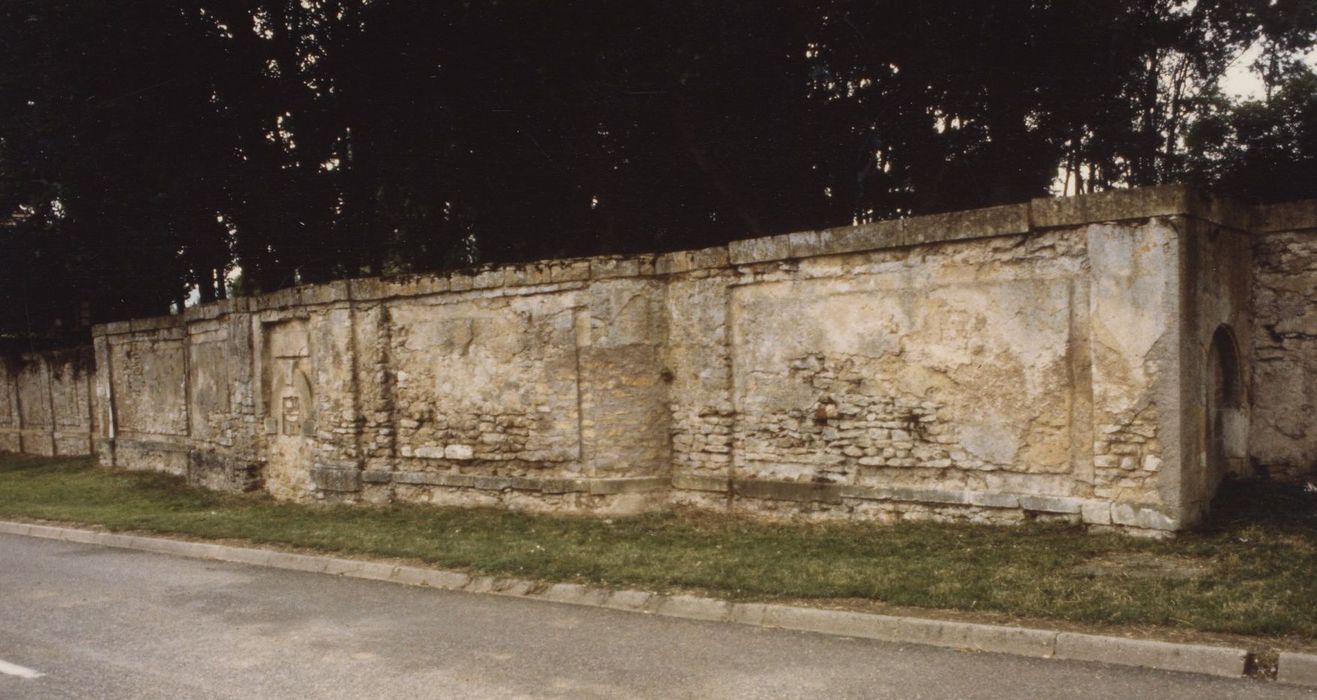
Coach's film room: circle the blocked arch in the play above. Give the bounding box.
[1205,324,1248,491]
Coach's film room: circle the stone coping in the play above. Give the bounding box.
[0,520,1269,682]
[91,186,1317,339]
[1257,198,1317,233]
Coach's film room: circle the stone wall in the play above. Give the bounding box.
[1249,200,1317,482]
[3,185,1309,534]
[1180,215,1255,521]
[666,193,1214,531]
[90,260,673,515]
[0,348,97,457]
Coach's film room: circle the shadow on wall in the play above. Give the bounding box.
[1205,477,1317,534]
[1206,324,1248,494]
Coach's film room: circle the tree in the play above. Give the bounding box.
[1187,63,1317,202]
[1,1,1313,345]
[0,2,235,339]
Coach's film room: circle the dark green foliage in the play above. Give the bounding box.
[1187,65,1317,202]
[1,2,1313,342]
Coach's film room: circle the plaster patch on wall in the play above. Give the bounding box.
[730,270,1077,488]
[189,342,231,440]
[110,337,187,437]
[1086,221,1177,507]
[388,292,581,468]
[262,318,316,499]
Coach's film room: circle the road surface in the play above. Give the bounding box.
[0,533,1310,699]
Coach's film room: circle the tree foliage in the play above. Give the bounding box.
[1,0,1313,345]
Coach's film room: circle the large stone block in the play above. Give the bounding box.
[311,466,361,493]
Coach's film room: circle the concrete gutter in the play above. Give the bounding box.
[2,519,1304,685]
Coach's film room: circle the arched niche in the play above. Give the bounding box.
[1205,324,1248,490]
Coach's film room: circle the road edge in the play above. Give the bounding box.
[0,519,1280,683]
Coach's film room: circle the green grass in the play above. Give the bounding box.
[1,453,1314,641]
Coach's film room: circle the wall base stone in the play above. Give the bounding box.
[188,451,265,493]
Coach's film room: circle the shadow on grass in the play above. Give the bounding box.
[1204,476,1317,535]
[0,453,83,472]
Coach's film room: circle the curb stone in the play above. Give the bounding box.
[0,520,1266,681]
[1054,632,1247,678]
[1278,652,1317,687]
[652,594,731,622]
[757,605,1058,658]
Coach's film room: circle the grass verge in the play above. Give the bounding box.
[1,453,1314,646]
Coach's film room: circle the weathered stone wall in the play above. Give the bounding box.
[45,186,1313,532]
[88,261,673,514]
[1249,201,1317,482]
[1177,215,1255,523]
[0,348,97,457]
[671,227,1086,513]
[95,318,191,476]
[665,197,1211,531]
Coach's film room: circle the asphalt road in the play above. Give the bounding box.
[0,533,1311,699]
